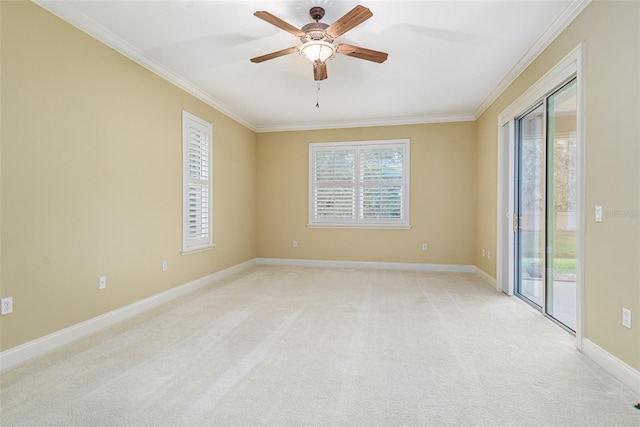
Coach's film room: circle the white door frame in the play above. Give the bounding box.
[497,120,515,296]
[496,43,586,350]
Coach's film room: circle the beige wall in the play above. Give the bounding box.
[256,123,477,265]
[475,1,640,369]
[0,1,257,350]
[1,0,638,375]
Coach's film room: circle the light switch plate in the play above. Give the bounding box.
[622,308,632,329]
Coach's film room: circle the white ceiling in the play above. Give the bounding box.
[36,0,588,132]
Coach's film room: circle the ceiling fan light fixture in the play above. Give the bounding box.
[251,6,387,81]
[299,40,336,63]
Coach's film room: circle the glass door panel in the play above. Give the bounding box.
[516,104,545,308]
[546,79,577,331]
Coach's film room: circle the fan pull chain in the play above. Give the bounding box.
[316,82,320,108]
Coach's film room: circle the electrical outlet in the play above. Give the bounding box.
[1,297,13,315]
[292,240,298,248]
[622,308,632,329]
[487,251,491,259]
[422,243,428,251]
[162,260,168,271]
[482,249,486,257]
[99,276,107,290]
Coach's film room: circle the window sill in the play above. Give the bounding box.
[307,224,412,230]
[181,244,216,255]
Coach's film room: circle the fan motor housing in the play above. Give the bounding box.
[301,22,330,42]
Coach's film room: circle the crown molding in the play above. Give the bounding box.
[32,0,257,132]
[473,0,591,119]
[34,0,470,133]
[32,0,590,133]
[254,113,476,133]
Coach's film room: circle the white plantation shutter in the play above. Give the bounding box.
[182,111,213,252]
[313,149,356,222]
[309,140,409,227]
[359,146,404,222]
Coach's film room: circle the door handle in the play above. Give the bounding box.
[513,213,522,232]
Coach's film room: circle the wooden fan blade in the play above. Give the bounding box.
[336,43,388,63]
[250,46,298,63]
[254,11,305,37]
[313,62,328,81]
[325,5,373,39]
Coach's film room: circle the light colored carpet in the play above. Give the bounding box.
[1,266,638,426]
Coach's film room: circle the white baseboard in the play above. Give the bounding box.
[255,257,476,273]
[6,258,638,399]
[581,338,640,395]
[0,259,256,372]
[474,266,497,288]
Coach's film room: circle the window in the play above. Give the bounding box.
[182,111,213,253]
[309,139,410,228]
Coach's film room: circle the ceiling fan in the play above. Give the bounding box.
[250,5,388,81]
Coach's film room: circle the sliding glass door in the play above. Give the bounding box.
[545,80,577,330]
[515,79,577,331]
[516,104,546,308]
